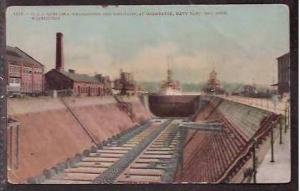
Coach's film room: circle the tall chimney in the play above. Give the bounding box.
[55,32,64,71]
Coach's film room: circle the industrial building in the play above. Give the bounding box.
[45,33,112,96]
[276,52,290,95]
[6,46,45,96]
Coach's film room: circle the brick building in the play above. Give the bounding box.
[46,69,112,96]
[6,46,44,96]
[276,52,290,95]
[45,32,112,96]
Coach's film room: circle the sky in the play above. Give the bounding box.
[6,5,289,85]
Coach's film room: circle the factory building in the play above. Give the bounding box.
[276,52,290,95]
[6,46,45,96]
[45,32,112,96]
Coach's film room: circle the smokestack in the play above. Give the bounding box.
[55,32,64,71]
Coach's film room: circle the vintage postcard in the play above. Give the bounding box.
[4,4,291,185]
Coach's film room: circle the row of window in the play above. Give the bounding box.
[9,65,20,74]
[9,77,44,83]
[21,85,43,92]
[23,67,43,74]
[77,87,101,93]
[22,82,43,86]
[9,65,43,75]
[9,78,21,84]
[76,86,105,94]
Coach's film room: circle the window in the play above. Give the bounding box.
[9,65,21,76]
[9,78,21,84]
[23,67,33,74]
[34,68,43,74]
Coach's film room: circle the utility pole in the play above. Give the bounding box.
[279,116,283,144]
[284,101,289,133]
[287,101,290,130]
[270,121,275,163]
[252,138,257,183]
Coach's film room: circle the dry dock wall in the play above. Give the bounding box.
[7,96,151,183]
[177,97,279,183]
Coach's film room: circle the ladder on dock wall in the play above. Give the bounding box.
[113,95,135,121]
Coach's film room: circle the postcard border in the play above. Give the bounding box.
[1,0,298,191]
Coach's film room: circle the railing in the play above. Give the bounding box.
[201,95,283,183]
[215,114,281,183]
[217,95,289,115]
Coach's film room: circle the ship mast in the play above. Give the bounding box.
[167,67,172,83]
[167,56,173,83]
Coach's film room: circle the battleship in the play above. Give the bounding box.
[148,68,200,117]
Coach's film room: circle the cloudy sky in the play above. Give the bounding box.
[7,5,289,85]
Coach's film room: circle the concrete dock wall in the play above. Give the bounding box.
[7,96,151,183]
[177,97,277,183]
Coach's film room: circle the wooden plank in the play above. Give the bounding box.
[97,150,128,154]
[97,153,124,158]
[130,163,151,168]
[122,143,137,147]
[101,146,131,150]
[76,161,114,167]
[147,148,173,151]
[117,175,161,183]
[126,169,164,176]
[135,158,161,163]
[62,173,99,181]
[65,167,106,174]
[140,154,173,159]
[42,179,91,184]
[144,151,173,155]
[82,157,119,162]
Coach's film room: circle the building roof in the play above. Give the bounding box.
[276,52,290,60]
[54,69,101,83]
[6,46,44,68]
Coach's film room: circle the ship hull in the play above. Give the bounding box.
[148,94,200,117]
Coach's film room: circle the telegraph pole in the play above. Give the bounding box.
[252,139,257,183]
[270,121,275,162]
[279,116,283,144]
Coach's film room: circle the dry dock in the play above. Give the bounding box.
[7,95,289,184]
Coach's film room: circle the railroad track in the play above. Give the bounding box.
[41,118,183,184]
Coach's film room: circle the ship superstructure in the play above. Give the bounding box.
[159,68,182,95]
[202,69,225,94]
[148,68,199,117]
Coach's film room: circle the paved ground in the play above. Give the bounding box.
[256,129,291,183]
[218,95,290,115]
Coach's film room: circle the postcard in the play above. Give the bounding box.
[5,4,291,184]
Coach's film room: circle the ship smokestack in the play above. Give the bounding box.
[55,32,64,71]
